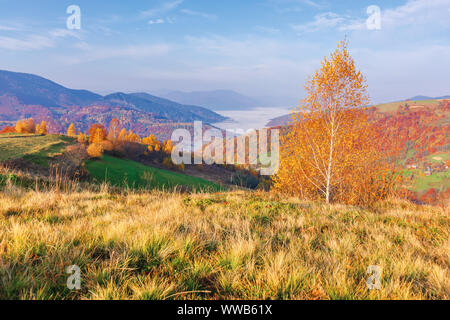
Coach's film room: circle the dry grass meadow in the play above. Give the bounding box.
[0,182,448,300]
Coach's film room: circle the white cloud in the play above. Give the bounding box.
[0,28,84,51]
[298,0,323,9]
[0,35,54,50]
[0,25,19,31]
[291,0,450,33]
[266,0,326,13]
[49,28,84,40]
[180,9,217,20]
[381,0,450,28]
[254,26,281,35]
[148,19,165,25]
[61,43,172,64]
[141,0,184,18]
[291,12,345,33]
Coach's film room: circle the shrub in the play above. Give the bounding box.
[87,143,104,159]
[231,171,260,189]
[100,140,114,152]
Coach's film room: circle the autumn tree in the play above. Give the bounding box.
[0,126,15,134]
[37,121,48,135]
[100,140,114,152]
[67,123,77,137]
[88,124,107,143]
[142,134,162,152]
[118,128,127,142]
[78,132,88,144]
[273,40,396,205]
[15,118,36,133]
[107,118,121,145]
[126,130,141,143]
[163,140,174,154]
[87,143,104,158]
[92,128,106,144]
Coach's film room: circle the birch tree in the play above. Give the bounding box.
[274,40,372,204]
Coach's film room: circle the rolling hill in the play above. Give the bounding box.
[86,155,221,191]
[409,95,450,100]
[0,133,222,191]
[0,70,226,137]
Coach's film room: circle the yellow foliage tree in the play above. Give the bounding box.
[67,123,77,137]
[163,140,174,154]
[15,118,36,133]
[87,143,104,158]
[92,128,106,144]
[100,140,114,152]
[126,130,141,143]
[88,124,107,143]
[273,40,393,205]
[118,128,127,142]
[142,134,163,152]
[107,118,121,144]
[78,132,88,144]
[37,121,48,135]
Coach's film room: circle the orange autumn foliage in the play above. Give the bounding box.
[36,121,48,135]
[88,124,107,143]
[142,134,161,152]
[163,140,174,154]
[100,140,114,152]
[0,126,15,134]
[92,128,106,144]
[15,118,36,134]
[273,40,399,206]
[87,143,104,158]
[78,132,88,144]
[107,118,121,144]
[67,123,77,137]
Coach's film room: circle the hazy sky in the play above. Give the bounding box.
[0,0,449,106]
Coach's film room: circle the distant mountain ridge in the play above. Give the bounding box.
[265,96,450,127]
[159,90,262,111]
[0,70,226,136]
[408,95,450,100]
[0,70,102,108]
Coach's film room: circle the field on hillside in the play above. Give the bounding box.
[86,155,221,192]
[375,99,441,113]
[0,134,222,192]
[413,171,450,193]
[0,133,73,165]
[0,186,448,300]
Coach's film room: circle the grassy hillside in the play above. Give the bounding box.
[0,134,222,192]
[0,133,73,166]
[0,188,447,300]
[413,171,450,192]
[86,155,221,192]
[375,99,441,113]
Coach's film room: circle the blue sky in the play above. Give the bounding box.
[0,0,449,105]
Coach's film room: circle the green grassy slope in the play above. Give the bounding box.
[0,134,222,192]
[413,171,450,192]
[0,133,74,166]
[85,155,221,192]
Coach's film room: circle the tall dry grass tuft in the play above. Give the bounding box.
[0,185,448,300]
